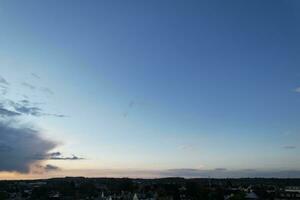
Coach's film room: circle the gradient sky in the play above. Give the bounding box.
[1,0,300,179]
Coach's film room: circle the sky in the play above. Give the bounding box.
[0,0,300,179]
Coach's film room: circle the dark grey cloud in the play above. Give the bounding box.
[22,82,36,90]
[48,152,61,157]
[44,164,60,172]
[283,145,296,149]
[0,121,57,173]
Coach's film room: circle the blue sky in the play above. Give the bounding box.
[0,0,300,178]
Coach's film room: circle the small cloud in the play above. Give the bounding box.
[40,87,54,95]
[0,87,8,95]
[49,114,67,118]
[179,144,195,151]
[0,76,9,95]
[123,100,149,118]
[44,164,60,172]
[48,152,62,157]
[22,82,36,90]
[0,76,9,85]
[31,73,40,79]
[129,101,135,108]
[283,145,296,149]
[123,112,128,118]
[294,87,300,93]
[32,164,61,174]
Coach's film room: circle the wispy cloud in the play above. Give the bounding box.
[179,144,196,151]
[48,152,84,160]
[22,82,36,90]
[40,87,54,95]
[32,164,61,174]
[33,152,84,161]
[283,145,296,149]
[123,100,149,118]
[31,73,40,79]
[2,99,66,118]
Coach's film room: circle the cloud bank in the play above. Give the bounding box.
[55,168,300,179]
[0,121,57,173]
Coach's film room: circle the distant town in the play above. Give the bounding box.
[0,177,300,200]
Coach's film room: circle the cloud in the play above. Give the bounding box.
[123,112,128,118]
[33,151,84,161]
[40,87,54,95]
[157,168,300,178]
[32,164,61,174]
[0,107,21,117]
[0,76,9,95]
[48,152,62,157]
[44,164,60,172]
[123,100,148,118]
[0,80,76,174]
[4,99,66,118]
[0,86,8,95]
[294,87,300,93]
[14,104,43,116]
[0,121,57,173]
[31,73,40,79]
[22,82,36,90]
[48,154,84,160]
[0,76,9,85]
[179,144,196,151]
[59,168,300,178]
[0,120,80,174]
[283,145,296,149]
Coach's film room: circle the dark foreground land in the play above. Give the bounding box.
[1,177,300,200]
